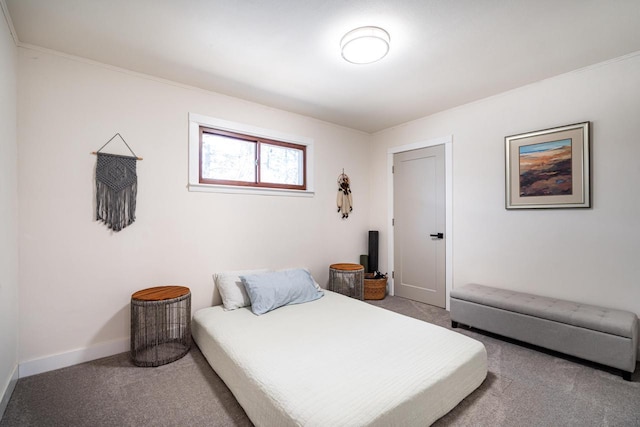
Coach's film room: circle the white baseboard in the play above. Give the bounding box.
[0,364,19,419]
[19,337,129,378]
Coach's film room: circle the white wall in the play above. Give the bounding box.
[371,53,640,319]
[0,5,18,415]
[17,47,371,365]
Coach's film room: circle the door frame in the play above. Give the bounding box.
[387,135,453,310]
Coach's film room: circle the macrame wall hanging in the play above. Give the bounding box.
[337,170,353,219]
[91,133,143,232]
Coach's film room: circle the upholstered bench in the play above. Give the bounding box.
[450,283,638,380]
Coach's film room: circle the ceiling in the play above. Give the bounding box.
[4,0,640,133]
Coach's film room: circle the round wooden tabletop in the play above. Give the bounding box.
[330,263,364,271]
[132,286,190,301]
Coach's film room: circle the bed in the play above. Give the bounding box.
[192,288,487,426]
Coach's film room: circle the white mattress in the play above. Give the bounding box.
[192,291,487,427]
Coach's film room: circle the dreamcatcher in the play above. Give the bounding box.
[337,170,353,219]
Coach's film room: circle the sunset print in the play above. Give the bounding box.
[519,139,572,197]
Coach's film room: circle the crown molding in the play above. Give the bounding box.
[0,0,18,45]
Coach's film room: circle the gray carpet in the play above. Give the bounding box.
[2,296,639,426]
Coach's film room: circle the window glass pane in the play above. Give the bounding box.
[260,143,303,185]
[202,133,256,182]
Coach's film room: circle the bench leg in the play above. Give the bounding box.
[451,321,459,328]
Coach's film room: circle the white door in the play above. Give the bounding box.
[393,145,446,308]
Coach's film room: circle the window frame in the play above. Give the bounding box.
[188,113,314,197]
[199,126,307,190]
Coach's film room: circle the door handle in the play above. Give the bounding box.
[430,233,444,239]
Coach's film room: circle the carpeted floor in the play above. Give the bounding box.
[2,296,639,426]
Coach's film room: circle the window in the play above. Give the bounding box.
[188,113,314,196]
[200,127,306,190]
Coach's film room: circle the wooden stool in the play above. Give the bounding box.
[131,286,191,367]
[329,263,364,300]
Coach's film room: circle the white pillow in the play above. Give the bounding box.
[214,269,269,310]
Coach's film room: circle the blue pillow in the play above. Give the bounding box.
[240,269,324,315]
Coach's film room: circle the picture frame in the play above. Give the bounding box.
[505,122,590,209]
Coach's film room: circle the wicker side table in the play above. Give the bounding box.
[131,286,191,367]
[329,263,364,300]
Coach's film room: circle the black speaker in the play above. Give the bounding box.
[368,230,379,273]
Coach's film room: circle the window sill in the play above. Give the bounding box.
[188,183,315,197]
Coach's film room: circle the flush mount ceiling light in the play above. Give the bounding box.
[340,26,390,64]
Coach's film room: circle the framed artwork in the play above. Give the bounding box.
[505,122,590,209]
